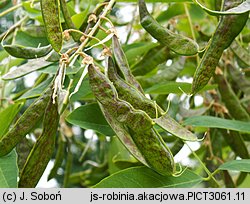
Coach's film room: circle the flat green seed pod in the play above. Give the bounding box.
[41,0,63,52]
[112,35,144,93]
[107,57,164,118]
[138,0,199,56]
[0,88,52,157]
[88,64,176,176]
[191,0,249,94]
[154,114,198,141]
[18,94,59,187]
[3,44,52,59]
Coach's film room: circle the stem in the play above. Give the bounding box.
[184,3,199,63]
[0,15,28,42]
[184,4,196,43]
[220,0,225,11]
[59,0,116,114]
[0,3,22,18]
[69,0,116,63]
[185,142,221,187]
[60,78,74,114]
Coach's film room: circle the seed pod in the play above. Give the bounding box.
[88,64,117,104]
[88,64,153,130]
[100,103,148,166]
[154,114,198,141]
[220,128,249,159]
[3,44,52,59]
[112,35,144,93]
[107,57,164,118]
[191,0,249,94]
[63,140,73,187]
[0,88,52,157]
[128,126,175,176]
[47,134,66,181]
[16,137,34,172]
[89,68,149,168]
[18,94,59,188]
[41,0,63,52]
[88,64,175,176]
[215,70,250,143]
[214,73,250,121]
[138,0,199,56]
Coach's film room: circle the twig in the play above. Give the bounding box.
[0,3,22,18]
[184,141,221,187]
[69,0,116,63]
[184,3,199,63]
[0,15,28,42]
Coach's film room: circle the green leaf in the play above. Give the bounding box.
[132,46,170,76]
[94,166,202,188]
[2,58,52,80]
[125,42,157,66]
[70,77,94,102]
[38,64,81,75]
[0,103,24,138]
[194,0,250,16]
[66,103,115,135]
[21,25,46,38]
[218,159,250,172]
[0,50,9,62]
[0,58,25,75]
[71,0,91,29]
[183,116,250,134]
[0,150,18,188]
[108,136,139,174]
[22,2,42,19]
[156,3,185,23]
[145,82,217,94]
[19,77,53,100]
[188,3,206,20]
[137,58,185,88]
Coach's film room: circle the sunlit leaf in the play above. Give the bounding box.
[0,151,18,188]
[2,58,52,80]
[94,166,202,188]
[0,103,23,138]
[218,160,250,172]
[66,103,115,136]
[183,116,250,133]
[145,82,217,94]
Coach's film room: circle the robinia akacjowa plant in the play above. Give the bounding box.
[0,0,250,188]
